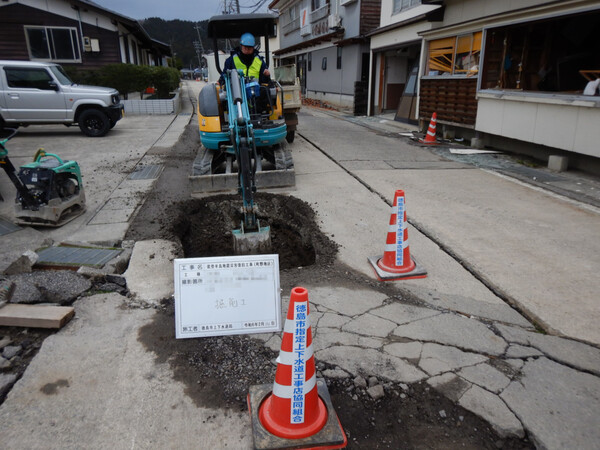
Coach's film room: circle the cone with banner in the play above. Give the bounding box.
[419,112,439,145]
[368,190,427,281]
[247,287,347,449]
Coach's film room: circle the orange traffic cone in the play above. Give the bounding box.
[368,190,427,281]
[247,287,347,449]
[419,112,439,145]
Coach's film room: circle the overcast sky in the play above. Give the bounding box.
[91,0,270,22]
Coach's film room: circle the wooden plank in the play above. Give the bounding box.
[0,304,75,329]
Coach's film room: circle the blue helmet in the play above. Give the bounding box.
[240,33,255,47]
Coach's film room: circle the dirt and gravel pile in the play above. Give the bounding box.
[171,193,338,270]
[1,328,52,402]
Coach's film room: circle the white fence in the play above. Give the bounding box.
[122,90,181,115]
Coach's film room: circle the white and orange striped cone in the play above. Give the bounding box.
[419,112,439,145]
[368,190,427,281]
[247,287,347,449]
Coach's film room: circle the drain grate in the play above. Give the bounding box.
[0,218,21,237]
[128,164,164,180]
[36,246,122,268]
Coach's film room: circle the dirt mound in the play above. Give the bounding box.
[172,193,338,270]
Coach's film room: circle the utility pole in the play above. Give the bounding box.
[193,23,205,68]
[222,0,230,14]
[220,0,233,52]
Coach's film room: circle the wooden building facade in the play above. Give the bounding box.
[0,0,170,72]
[416,0,600,167]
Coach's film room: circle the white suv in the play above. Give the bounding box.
[0,60,124,137]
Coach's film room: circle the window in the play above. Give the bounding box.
[321,57,327,70]
[481,11,600,93]
[393,0,420,15]
[426,32,482,76]
[4,67,54,90]
[311,0,329,12]
[337,47,342,69]
[25,26,81,63]
[308,52,312,71]
[48,65,73,85]
[282,4,300,34]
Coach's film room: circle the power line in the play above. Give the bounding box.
[240,0,267,9]
[250,0,269,13]
[221,0,269,14]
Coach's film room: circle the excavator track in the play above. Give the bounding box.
[273,143,294,171]
[190,143,295,193]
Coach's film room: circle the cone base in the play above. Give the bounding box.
[418,138,440,145]
[377,255,417,274]
[248,380,347,450]
[259,394,328,439]
[368,255,427,281]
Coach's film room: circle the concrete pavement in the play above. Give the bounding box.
[0,292,252,449]
[298,108,600,345]
[1,80,599,449]
[271,112,600,447]
[0,81,197,273]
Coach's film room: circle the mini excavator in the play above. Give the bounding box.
[196,14,293,254]
[0,128,85,227]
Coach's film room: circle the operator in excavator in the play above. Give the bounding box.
[220,32,271,84]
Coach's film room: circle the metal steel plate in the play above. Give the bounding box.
[0,218,21,237]
[36,246,122,268]
[128,164,164,180]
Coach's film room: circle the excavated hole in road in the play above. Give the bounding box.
[172,192,338,269]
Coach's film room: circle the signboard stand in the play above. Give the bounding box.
[174,254,281,339]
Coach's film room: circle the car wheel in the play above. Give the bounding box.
[108,119,117,129]
[79,109,110,137]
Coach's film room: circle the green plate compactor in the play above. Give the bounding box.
[0,129,86,227]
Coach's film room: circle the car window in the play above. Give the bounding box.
[4,67,54,90]
[49,65,73,85]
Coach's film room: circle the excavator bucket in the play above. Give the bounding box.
[232,223,271,255]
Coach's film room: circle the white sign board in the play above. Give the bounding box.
[174,254,281,339]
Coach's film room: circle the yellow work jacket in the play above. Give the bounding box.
[233,55,263,79]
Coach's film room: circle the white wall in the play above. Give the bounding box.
[204,52,228,83]
[476,94,600,158]
[380,2,443,29]
[424,0,600,38]
[440,0,551,27]
[371,20,432,51]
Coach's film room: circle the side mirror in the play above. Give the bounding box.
[47,81,59,91]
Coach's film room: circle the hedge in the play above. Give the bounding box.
[65,64,180,99]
